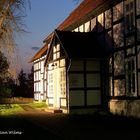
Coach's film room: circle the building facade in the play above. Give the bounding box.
[30,0,140,116]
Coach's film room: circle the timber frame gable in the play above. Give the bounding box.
[30,0,140,116]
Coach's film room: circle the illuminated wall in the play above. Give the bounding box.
[33,55,46,101]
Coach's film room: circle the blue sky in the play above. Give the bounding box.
[16,0,78,73]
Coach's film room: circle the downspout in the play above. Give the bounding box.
[66,58,71,113]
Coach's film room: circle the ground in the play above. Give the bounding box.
[0,103,140,140]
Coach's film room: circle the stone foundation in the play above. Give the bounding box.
[109,99,140,118]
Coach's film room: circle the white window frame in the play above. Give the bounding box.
[124,0,135,33]
[125,57,137,96]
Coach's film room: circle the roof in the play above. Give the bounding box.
[54,30,112,59]
[57,0,106,31]
[30,0,106,62]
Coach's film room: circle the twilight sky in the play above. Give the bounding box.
[15,0,78,73]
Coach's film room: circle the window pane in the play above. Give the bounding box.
[69,74,84,88]
[137,19,140,41]
[126,36,135,46]
[138,73,140,95]
[109,57,112,73]
[114,79,125,96]
[109,77,113,96]
[125,57,137,97]
[105,9,112,29]
[126,47,135,56]
[138,45,140,69]
[114,51,125,75]
[97,13,104,32]
[87,74,100,88]
[136,0,140,15]
[124,1,135,33]
[86,60,100,71]
[113,23,124,48]
[70,60,84,71]
[113,2,123,22]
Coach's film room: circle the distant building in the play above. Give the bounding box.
[30,0,140,116]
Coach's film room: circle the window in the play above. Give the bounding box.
[114,79,125,96]
[138,45,140,69]
[124,0,135,33]
[126,58,136,96]
[49,85,53,95]
[60,70,65,82]
[137,19,140,41]
[105,9,112,29]
[114,51,125,75]
[113,2,123,22]
[60,70,66,95]
[53,44,60,60]
[113,23,124,48]
[136,0,140,15]
[126,36,135,46]
[48,73,53,95]
[49,73,53,83]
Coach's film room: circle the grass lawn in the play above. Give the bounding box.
[0,104,24,116]
[28,102,47,110]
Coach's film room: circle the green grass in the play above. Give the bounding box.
[0,104,24,116]
[28,102,47,110]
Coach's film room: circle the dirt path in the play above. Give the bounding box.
[17,105,140,140]
[19,104,36,111]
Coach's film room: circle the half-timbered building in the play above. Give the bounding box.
[30,0,140,116]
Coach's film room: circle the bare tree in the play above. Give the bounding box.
[0,0,30,79]
[0,0,30,47]
[0,0,30,36]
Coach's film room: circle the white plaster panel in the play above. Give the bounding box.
[91,18,96,31]
[85,21,90,32]
[74,28,79,32]
[79,24,84,32]
[60,59,66,67]
[48,98,54,105]
[60,98,66,107]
